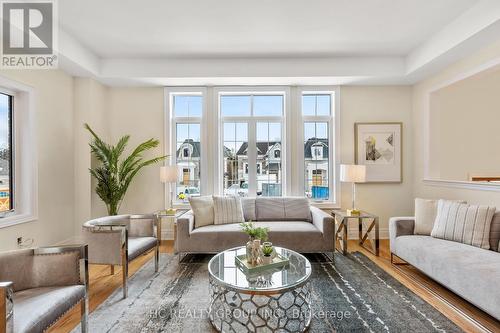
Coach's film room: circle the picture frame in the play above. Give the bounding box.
[355,122,402,183]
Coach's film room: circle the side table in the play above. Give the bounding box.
[330,210,379,256]
[156,209,189,251]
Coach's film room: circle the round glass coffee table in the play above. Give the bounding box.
[208,246,312,333]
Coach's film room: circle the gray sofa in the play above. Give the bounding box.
[0,245,89,333]
[389,213,500,320]
[176,197,334,255]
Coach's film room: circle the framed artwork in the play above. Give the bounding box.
[355,122,402,183]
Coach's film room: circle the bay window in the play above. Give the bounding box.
[219,92,285,197]
[301,92,335,202]
[169,92,204,202]
[165,86,339,207]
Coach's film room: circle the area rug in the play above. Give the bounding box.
[72,252,462,333]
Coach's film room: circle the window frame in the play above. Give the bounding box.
[296,87,340,207]
[215,87,291,198]
[165,87,207,206]
[0,76,37,228]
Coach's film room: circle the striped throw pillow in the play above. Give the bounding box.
[213,195,245,225]
[430,200,495,249]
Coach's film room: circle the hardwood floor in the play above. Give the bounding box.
[49,240,500,333]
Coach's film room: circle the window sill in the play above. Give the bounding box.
[0,213,37,229]
[309,201,340,210]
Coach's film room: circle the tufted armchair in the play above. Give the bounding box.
[82,214,160,298]
[0,245,89,333]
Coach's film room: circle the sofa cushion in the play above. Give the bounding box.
[255,197,311,222]
[392,235,500,320]
[189,196,214,228]
[490,212,500,252]
[213,196,245,225]
[188,221,328,253]
[241,197,256,221]
[414,198,437,235]
[14,285,85,333]
[431,200,495,249]
[128,237,157,261]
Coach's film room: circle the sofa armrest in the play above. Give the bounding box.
[0,281,13,333]
[310,206,334,236]
[176,211,194,253]
[389,217,415,253]
[82,227,126,265]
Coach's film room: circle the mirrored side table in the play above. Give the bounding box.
[330,210,379,256]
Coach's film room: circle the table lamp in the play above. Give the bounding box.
[160,165,178,215]
[340,164,366,216]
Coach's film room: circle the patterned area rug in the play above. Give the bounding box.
[73,252,462,333]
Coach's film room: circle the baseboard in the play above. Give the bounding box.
[347,228,389,240]
[161,231,174,240]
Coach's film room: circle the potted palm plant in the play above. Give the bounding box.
[85,123,168,216]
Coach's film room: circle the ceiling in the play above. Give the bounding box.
[59,0,476,58]
[55,0,500,86]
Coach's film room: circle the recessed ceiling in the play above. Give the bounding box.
[59,0,477,59]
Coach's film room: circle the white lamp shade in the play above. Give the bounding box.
[160,166,177,183]
[340,164,366,183]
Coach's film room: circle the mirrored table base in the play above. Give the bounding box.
[209,275,311,333]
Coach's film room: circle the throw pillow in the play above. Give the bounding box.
[431,200,495,249]
[213,195,245,225]
[414,198,438,235]
[189,196,214,228]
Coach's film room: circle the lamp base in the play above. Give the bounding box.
[347,209,361,216]
[165,208,177,216]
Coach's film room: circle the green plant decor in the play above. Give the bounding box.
[240,222,269,241]
[85,123,168,216]
[262,244,274,257]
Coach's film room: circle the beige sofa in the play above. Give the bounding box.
[389,213,500,320]
[82,214,160,298]
[176,197,334,255]
[0,245,89,333]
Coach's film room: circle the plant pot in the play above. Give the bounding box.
[261,255,273,265]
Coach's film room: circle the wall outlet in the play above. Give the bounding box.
[17,237,22,247]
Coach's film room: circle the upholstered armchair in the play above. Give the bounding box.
[82,214,160,298]
[0,245,89,333]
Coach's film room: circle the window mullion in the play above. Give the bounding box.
[248,121,257,197]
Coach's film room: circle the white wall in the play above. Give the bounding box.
[413,39,500,206]
[340,86,414,237]
[429,66,500,181]
[105,88,166,215]
[0,70,75,251]
[74,77,109,232]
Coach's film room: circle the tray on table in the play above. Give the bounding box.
[235,253,289,275]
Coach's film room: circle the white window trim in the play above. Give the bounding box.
[164,87,207,208]
[214,86,291,197]
[296,86,340,208]
[0,76,37,228]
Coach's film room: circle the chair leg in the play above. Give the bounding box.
[110,265,114,275]
[122,263,128,299]
[80,296,88,333]
[155,245,159,273]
